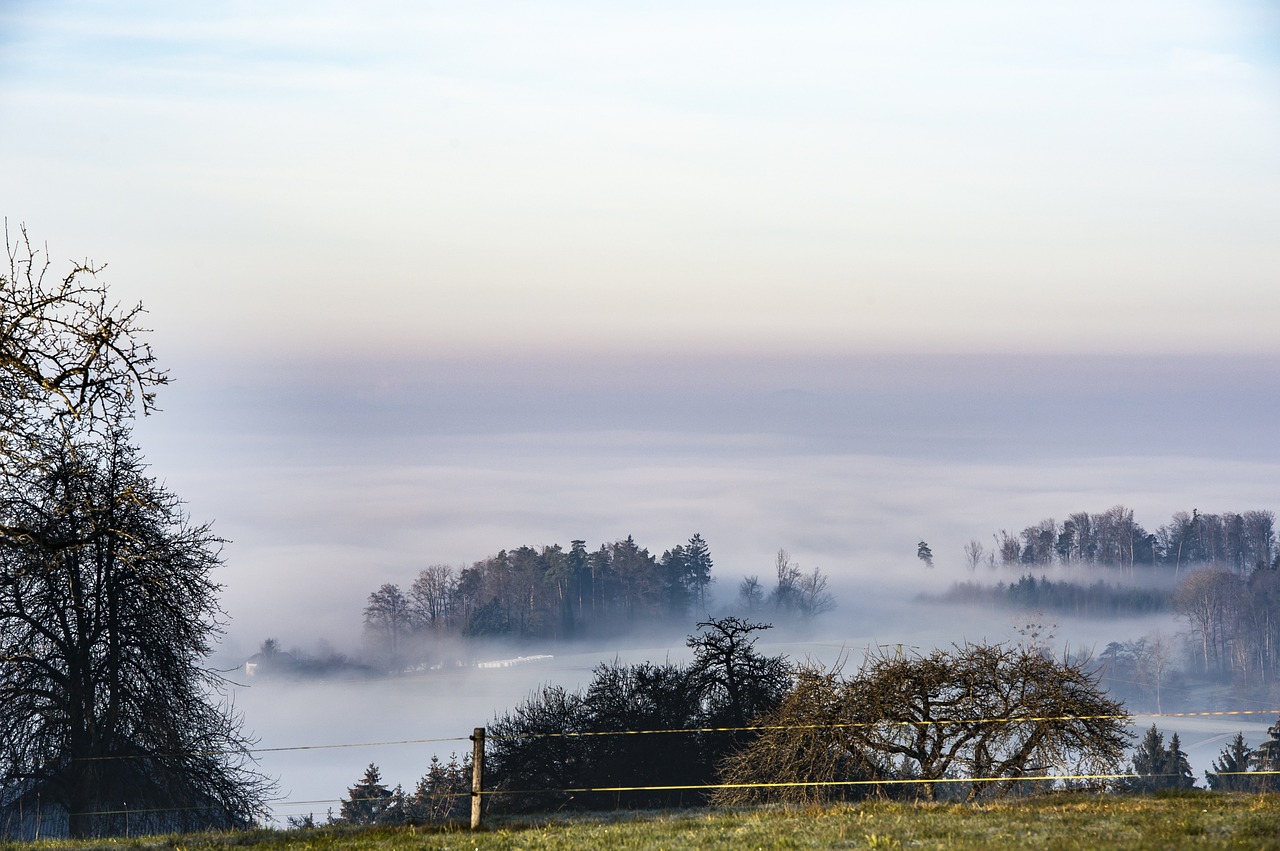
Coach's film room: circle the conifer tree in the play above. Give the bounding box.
[917,541,934,568]
[1250,716,1280,792]
[685,533,714,612]
[339,764,399,825]
[1129,725,1169,792]
[1164,732,1195,790]
[1206,732,1255,792]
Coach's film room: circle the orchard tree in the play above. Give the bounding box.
[0,228,269,837]
[0,427,271,836]
[717,642,1130,804]
[1,223,164,499]
[687,617,790,728]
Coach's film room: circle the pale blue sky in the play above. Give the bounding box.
[3,0,1278,360]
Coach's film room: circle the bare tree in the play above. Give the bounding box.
[714,662,871,806]
[409,564,457,632]
[737,575,764,613]
[1,230,268,838]
[768,549,801,615]
[687,617,790,728]
[716,642,1130,804]
[963,539,986,573]
[0,428,270,837]
[797,566,836,619]
[1137,631,1173,713]
[1,223,164,481]
[1173,567,1244,677]
[363,584,414,672]
[994,530,1021,565]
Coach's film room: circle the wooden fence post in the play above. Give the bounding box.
[470,727,485,830]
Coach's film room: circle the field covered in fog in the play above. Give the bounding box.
[116,354,1280,824]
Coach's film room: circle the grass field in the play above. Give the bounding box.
[5,792,1279,850]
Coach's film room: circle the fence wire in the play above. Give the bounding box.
[18,706,1280,823]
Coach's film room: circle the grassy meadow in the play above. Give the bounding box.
[5,792,1280,851]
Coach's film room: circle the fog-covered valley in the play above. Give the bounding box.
[120,353,1280,823]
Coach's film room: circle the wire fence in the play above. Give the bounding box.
[8,707,1279,831]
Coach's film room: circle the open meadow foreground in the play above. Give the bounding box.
[3,794,1279,851]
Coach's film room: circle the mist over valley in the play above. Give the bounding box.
[125,354,1280,823]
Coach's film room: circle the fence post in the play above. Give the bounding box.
[470,727,485,830]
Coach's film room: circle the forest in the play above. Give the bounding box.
[940,504,1280,691]
[966,505,1276,573]
[327,539,836,675]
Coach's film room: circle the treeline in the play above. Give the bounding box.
[937,564,1280,686]
[968,505,1276,573]
[1127,719,1280,794]
[320,757,471,828]
[332,621,1140,820]
[329,622,1280,823]
[936,574,1169,617]
[359,535,715,670]
[1173,565,1280,681]
[354,539,839,674]
[486,617,791,811]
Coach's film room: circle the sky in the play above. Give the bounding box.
[3,1,1280,813]
[2,0,1278,361]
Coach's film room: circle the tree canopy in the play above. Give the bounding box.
[716,642,1130,805]
[0,227,269,838]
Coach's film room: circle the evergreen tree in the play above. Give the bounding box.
[339,763,399,824]
[1206,732,1255,792]
[685,533,714,613]
[1164,732,1195,790]
[660,544,692,618]
[405,753,471,824]
[917,540,934,568]
[1250,716,1280,792]
[1129,724,1170,792]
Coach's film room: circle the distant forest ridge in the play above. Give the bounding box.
[966,505,1276,573]
[354,536,834,673]
[933,574,1170,618]
[942,506,1280,684]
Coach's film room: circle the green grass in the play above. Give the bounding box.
[6,792,1280,850]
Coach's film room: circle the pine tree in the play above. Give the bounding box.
[339,763,399,824]
[1206,732,1255,792]
[1164,732,1195,790]
[685,533,714,613]
[1251,716,1280,792]
[1129,724,1169,793]
[1130,725,1195,792]
[406,753,471,824]
[917,541,934,568]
